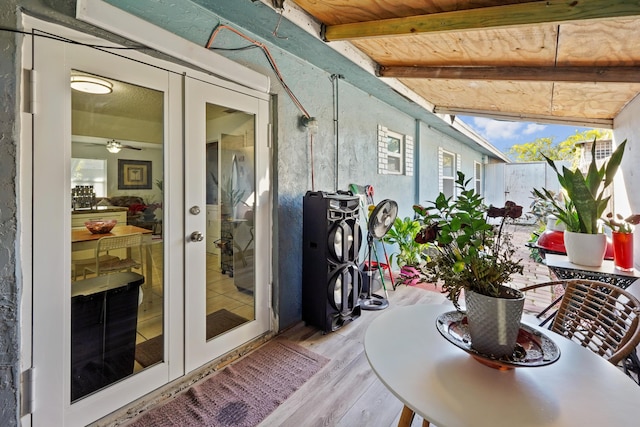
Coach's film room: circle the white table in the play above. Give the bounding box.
[364,304,640,427]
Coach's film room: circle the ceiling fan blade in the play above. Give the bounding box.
[121,145,142,151]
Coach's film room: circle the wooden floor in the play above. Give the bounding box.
[255,226,556,427]
[258,285,448,427]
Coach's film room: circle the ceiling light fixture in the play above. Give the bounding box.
[70,75,113,94]
[106,140,122,153]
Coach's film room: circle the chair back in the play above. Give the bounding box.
[551,279,640,365]
[97,233,142,252]
[95,233,143,275]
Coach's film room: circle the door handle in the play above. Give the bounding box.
[190,231,204,242]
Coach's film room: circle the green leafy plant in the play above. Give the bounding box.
[528,189,559,227]
[534,138,627,234]
[221,177,245,212]
[602,212,640,234]
[527,190,560,262]
[412,172,524,309]
[527,225,545,263]
[382,216,429,268]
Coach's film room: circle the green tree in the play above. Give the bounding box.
[507,128,612,163]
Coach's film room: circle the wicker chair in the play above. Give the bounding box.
[521,279,640,366]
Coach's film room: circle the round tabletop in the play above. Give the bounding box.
[364,304,640,427]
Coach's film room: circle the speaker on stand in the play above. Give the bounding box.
[360,199,398,310]
[302,191,362,333]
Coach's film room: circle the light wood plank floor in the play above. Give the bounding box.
[258,284,448,427]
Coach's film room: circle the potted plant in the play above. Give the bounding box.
[382,216,429,285]
[221,177,245,219]
[602,212,640,271]
[533,138,627,266]
[413,172,525,358]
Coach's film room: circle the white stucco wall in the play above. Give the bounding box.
[612,94,640,269]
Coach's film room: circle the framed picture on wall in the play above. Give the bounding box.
[118,159,152,189]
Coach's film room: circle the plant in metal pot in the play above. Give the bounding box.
[412,172,525,357]
[382,216,429,286]
[533,138,627,266]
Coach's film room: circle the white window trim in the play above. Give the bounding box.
[377,125,413,176]
[439,148,458,198]
[474,161,482,196]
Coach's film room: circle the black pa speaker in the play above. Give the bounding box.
[302,191,362,332]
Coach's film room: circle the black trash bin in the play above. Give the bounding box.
[361,261,388,297]
[70,272,144,401]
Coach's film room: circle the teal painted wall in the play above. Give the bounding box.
[0,2,491,423]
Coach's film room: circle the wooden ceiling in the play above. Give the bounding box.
[289,0,640,127]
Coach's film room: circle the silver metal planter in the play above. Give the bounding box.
[465,286,525,358]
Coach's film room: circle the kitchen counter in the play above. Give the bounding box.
[72,207,129,214]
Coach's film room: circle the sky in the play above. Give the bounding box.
[459,115,592,155]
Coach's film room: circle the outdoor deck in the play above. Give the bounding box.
[259,225,556,426]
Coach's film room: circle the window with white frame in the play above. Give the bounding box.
[71,158,107,197]
[439,149,458,199]
[378,125,413,176]
[474,161,482,195]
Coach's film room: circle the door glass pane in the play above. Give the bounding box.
[70,71,164,402]
[205,104,254,340]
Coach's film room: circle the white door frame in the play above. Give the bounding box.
[28,26,182,427]
[23,15,271,426]
[184,77,271,373]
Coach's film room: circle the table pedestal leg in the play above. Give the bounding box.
[398,405,430,427]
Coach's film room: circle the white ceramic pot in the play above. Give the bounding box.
[563,231,607,267]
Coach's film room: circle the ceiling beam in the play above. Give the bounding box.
[433,106,613,128]
[323,0,640,41]
[378,66,640,83]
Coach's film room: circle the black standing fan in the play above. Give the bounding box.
[360,199,398,310]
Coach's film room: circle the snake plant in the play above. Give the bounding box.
[534,138,626,234]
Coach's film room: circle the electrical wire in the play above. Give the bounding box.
[0,26,145,49]
[272,7,288,39]
[205,24,311,119]
[5,23,312,117]
[331,74,343,192]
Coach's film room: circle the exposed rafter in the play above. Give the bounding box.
[322,0,640,41]
[379,66,640,83]
[433,107,614,128]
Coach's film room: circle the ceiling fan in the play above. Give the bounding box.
[105,139,142,153]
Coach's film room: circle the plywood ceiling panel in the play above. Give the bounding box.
[552,82,640,119]
[405,79,553,114]
[353,25,558,67]
[290,0,640,125]
[556,19,640,66]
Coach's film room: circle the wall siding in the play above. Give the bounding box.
[0,1,20,426]
[1,1,496,424]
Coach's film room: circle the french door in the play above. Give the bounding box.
[27,17,270,427]
[184,77,271,372]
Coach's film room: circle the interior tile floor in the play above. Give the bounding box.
[137,243,254,337]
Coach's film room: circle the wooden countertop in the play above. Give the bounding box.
[72,207,129,214]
